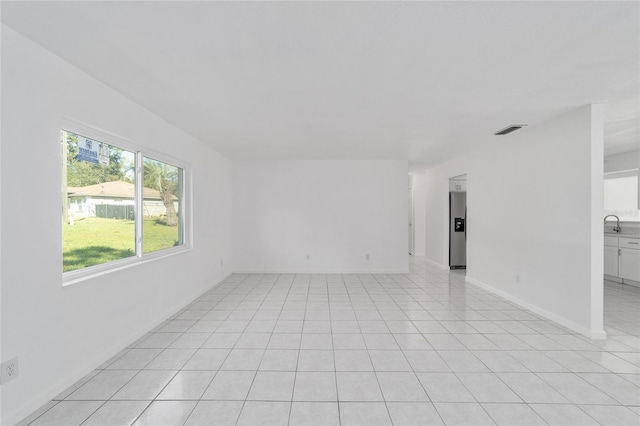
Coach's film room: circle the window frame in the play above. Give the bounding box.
[61,120,192,286]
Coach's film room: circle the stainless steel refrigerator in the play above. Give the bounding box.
[449,192,466,269]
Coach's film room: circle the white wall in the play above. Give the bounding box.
[604,149,640,173]
[422,105,605,338]
[410,174,427,257]
[1,27,233,425]
[233,160,408,273]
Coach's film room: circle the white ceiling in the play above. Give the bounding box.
[2,1,639,166]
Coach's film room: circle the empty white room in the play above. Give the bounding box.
[1,1,639,425]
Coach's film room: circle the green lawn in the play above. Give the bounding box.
[63,217,179,272]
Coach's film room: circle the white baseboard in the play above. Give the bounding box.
[423,258,449,270]
[233,269,410,274]
[8,272,232,426]
[604,274,640,288]
[624,281,640,288]
[465,276,607,340]
[604,274,623,283]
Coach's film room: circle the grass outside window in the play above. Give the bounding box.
[63,217,180,272]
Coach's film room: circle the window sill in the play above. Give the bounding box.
[62,245,192,287]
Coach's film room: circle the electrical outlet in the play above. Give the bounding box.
[366,253,370,261]
[1,357,19,384]
[220,259,224,267]
[516,275,521,284]
[306,254,310,260]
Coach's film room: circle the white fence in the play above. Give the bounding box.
[68,198,178,219]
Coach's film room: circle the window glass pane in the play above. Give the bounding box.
[62,130,137,272]
[604,172,639,222]
[142,157,183,253]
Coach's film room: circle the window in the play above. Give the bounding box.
[142,157,183,253]
[62,129,187,277]
[604,170,639,222]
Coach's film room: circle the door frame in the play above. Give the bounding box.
[408,185,414,255]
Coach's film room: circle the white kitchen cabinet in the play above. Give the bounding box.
[604,236,619,247]
[619,248,640,282]
[619,237,640,249]
[604,245,619,276]
[604,235,640,286]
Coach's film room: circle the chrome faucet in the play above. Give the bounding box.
[604,214,620,233]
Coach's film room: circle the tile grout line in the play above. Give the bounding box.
[17,263,640,426]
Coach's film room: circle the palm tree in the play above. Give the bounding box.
[143,159,180,226]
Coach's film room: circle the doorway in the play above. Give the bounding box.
[408,186,414,255]
[448,174,467,269]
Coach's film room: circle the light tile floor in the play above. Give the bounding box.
[18,259,640,425]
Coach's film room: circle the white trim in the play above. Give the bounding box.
[413,252,426,257]
[409,184,415,255]
[465,276,607,340]
[135,152,144,256]
[622,278,640,289]
[424,257,449,270]
[604,274,623,283]
[233,269,411,274]
[63,246,192,286]
[10,272,232,426]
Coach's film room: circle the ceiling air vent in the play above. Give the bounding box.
[494,124,527,136]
